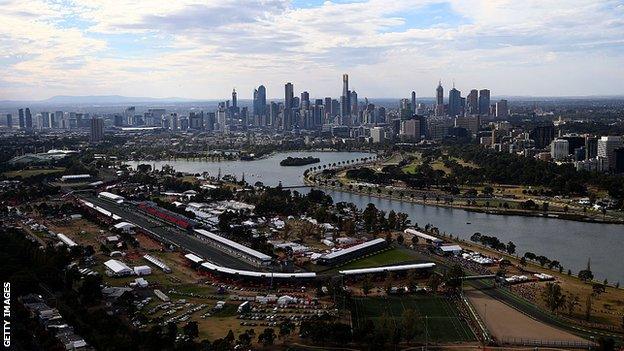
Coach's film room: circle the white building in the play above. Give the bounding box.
[370,126,385,143]
[597,136,623,170]
[104,259,132,277]
[550,139,570,161]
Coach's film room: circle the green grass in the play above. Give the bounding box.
[351,296,475,342]
[339,248,417,270]
[3,167,65,179]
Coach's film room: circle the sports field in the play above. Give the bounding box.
[339,248,418,270]
[351,296,475,342]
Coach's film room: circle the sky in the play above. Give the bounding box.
[1,0,624,100]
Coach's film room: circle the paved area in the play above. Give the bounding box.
[82,195,256,270]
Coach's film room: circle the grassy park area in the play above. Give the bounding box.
[351,296,475,342]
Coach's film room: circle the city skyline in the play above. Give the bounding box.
[2,0,624,100]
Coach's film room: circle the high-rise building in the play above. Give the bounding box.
[448,87,462,117]
[284,82,294,130]
[454,115,480,135]
[495,99,509,118]
[529,124,555,149]
[435,81,444,116]
[466,89,478,115]
[25,108,33,131]
[5,114,12,129]
[300,91,310,110]
[90,117,104,143]
[232,89,237,109]
[411,91,417,113]
[585,136,598,160]
[253,85,267,122]
[597,136,624,170]
[478,89,490,115]
[54,111,63,128]
[18,108,25,129]
[614,148,624,174]
[551,139,570,160]
[341,74,350,119]
[350,91,358,120]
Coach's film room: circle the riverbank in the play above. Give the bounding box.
[305,178,624,225]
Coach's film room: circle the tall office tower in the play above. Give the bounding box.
[529,124,555,149]
[350,91,358,119]
[341,74,350,119]
[323,97,332,121]
[378,106,386,124]
[300,91,310,110]
[252,88,258,117]
[41,112,50,128]
[232,88,237,109]
[598,136,624,170]
[54,111,63,128]
[313,99,324,128]
[448,87,462,117]
[90,117,104,143]
[466,89,478,115]
[25,108,33,131]
[257,85,266,120]
[18,109,25,129]
[205,112,215,131]
[284,82,294,130]
[585,136,598,160]
[399,98,411,119]
[269,102,279,127]
[495,99,509,118]
[411,91,417,113]
[478,89,490,115]
[124,106,135,126]
[435,81,444,116]
[6,114,12,129]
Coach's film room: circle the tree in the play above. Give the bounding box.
[578,258,594,282]
[183,321,199,340]
[362,276,372,296]
[396,233,404,245]
[542,282,566,313]
[444,264,464,291]
[506,241,516,255]
[566,294,580,316]
[258,328,276,347]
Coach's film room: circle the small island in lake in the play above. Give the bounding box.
[280,156,321,166]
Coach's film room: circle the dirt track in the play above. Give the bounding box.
[465,289,588,343]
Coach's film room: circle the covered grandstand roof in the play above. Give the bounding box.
[404,228,443,243]
[322,238,386,260]
[194,229,271,262]
[339,263,436,276]
[200,261,316,279]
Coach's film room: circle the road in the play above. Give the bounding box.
[80,195,256,270]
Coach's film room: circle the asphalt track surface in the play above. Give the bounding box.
[81,195,256,270]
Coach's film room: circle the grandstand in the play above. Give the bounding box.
[194,229,272,266]
[138,201,197,230]
[317,238,388,266]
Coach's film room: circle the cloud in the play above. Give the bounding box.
[0,0,623,100]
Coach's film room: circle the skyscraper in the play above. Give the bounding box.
[478,89,490,115]
[598,136,624,170]
[90,117,104,143]
[341,74,350,119]
[257,85,266,121]
[6,114,12,129]
[350,90,358,120]
[435,81,444,116]
[25,108,33,131]
[18,109,25,129]
[467,89,478,115]
[411,91,416,113]
[284,82,294,130]
[232,88,237,109]
[495,99,508,118]
[448,87,462,117]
